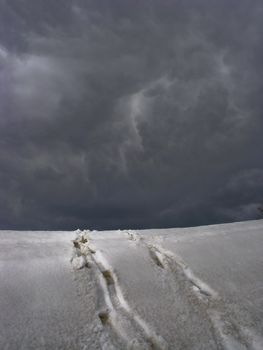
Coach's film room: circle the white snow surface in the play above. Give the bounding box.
[1,220,263,349]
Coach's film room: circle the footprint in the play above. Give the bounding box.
[149,249,165,269]
[72,240,80,249]
[98,310,110,325]
[102,270,114,285]
[79,235,88,244]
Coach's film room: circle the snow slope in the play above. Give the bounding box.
[1,220,263,349]
[0,231,102,350]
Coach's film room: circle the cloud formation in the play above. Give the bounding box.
[0,0,263,229]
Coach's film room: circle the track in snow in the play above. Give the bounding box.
[126,230,263,350]
[72,232,168,350]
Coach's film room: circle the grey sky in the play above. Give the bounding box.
[0,0,263,230]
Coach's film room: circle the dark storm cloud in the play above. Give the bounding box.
[0,0,263,230]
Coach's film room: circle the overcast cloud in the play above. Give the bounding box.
[0,0,263,230]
